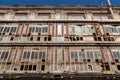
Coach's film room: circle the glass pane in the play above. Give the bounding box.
[35,27,39,33]
[72,27,75,33]
[42,27,48,33]
[74,51,78,58]
[36,27,41,33]
[31,51,38,60]
[0,27,3,32]
[84,64,88,71]
[0,51,9,60]
[112,51,119,59]
[90,51,94,59]
[86,51,90,59]
[105,27,111,33]
[111,27,118,33]
[39,52,42,59]
[29,27,35,33]
[4,52,9,59]
[23,51,30,60]
[42,52,45,58]
[71,51,74,58]
[82,27,86,33]
[3,27,10,33]
[75,26,81,34]
[118,27,120,32]
[10,27,17,33]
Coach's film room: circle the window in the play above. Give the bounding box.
[105,27,111,33]
[0,51,9,61]
[3,27,10,33]
[112,51,120,59]
[38,51,45,60]
[69,25,94,34]
[23,51,30,60]
[37,13,50,19]
[29,27,48,34]
[36,27,41,33]
[31,51,38,60]
[71,50,101,62]
[93,14,112,20]
[88,65,92,71]
[104,26,120,33]
[10,27,17,33]
[71,51,78,59]
[86,51,94,60]
[42,27,48,33]
[29,27,35,33]
[69,27,75,34]
[0,13,5,18]
[117,65,120,70]
[79,51,86,61]
[0,27,4,32]
[20,64,37,71]
[14,13,28,19]
[67,13,85,19]
[94,51,101,59]
[1,27,17,34]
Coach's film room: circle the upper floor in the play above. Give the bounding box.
[0,5,120,21]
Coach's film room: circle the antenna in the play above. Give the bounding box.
[106,0,113,15]
[107,0,111,6]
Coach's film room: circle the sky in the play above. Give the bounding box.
[0,0,119,5]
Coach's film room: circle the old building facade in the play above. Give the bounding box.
[0,5,120,80]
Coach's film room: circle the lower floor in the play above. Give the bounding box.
[0,73,120,80]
